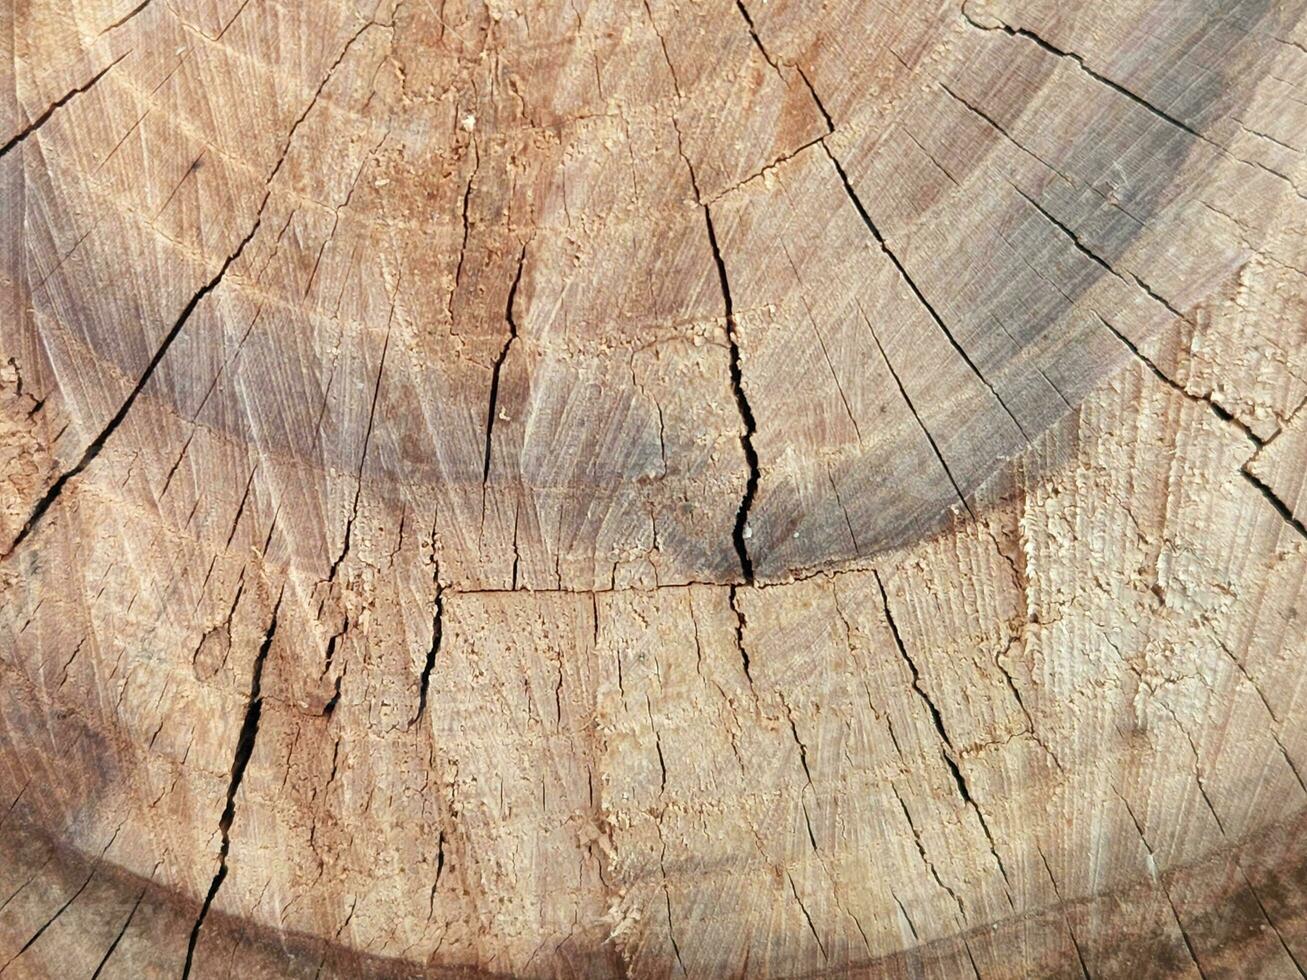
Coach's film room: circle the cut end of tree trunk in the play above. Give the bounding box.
[2,0,1306,976]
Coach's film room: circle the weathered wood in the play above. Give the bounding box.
[2,0,1306,976]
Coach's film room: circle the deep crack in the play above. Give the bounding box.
[483,245,526,488]
[1243,467,1307,540]
[702,208,759,581]
[182,591,283,978]
[411,582,445,726]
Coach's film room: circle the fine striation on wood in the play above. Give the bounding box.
[2,0,1306,976]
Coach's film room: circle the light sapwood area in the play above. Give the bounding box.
[2,0,1307,976]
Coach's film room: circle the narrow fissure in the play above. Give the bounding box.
[6,213,266,557]
[1089,309,1263,445]
[321,619,346,679]
[1,54,129,161]
[664,888,687,975]
[671,111,759,584]
[728,585,754,684]
[796,66,835,133]
[1113,788,1210,978]
[962,13,1208,146]
[1010,185,1191,322]
[787,873,828,960]
[819,141,1026,438]
[2,826,121,973]
[1009,183,1274,448]
[100,0,154,34]
[1240,867,1307,977]
[859,306,975,519]
[90,887,145,978]
[452,157,477,302]
[224,465,259,549]
[1038,846,1093,980]
[892,784,966,921]
[893,893,919,941]
[875,571,1013,892]
[875,575,965,791]
[977,16,1307,200]
[427,830,447,916]
[324,278,398,585]
[322,668,344,719]
[733,1,780,72]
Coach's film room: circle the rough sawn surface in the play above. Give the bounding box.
[2,0,1307,976]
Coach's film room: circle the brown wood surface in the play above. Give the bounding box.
[2,0,1307,976]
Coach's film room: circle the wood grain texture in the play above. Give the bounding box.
[2,0,1306,976]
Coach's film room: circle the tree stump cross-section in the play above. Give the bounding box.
[2,0,1307,976]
